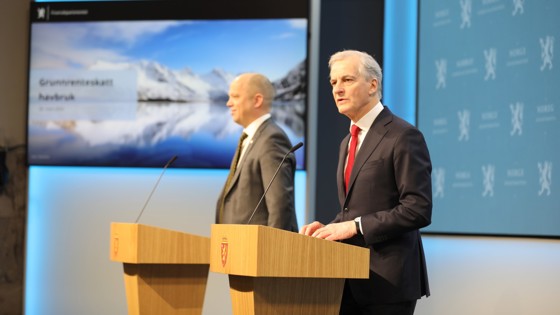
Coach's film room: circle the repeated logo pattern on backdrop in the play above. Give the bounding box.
[418,0,559,236]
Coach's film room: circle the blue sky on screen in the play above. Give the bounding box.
[31,19,307,80]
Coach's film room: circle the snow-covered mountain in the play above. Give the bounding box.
[271,60,306,136]
[89,59,231,102]
[201,68,236,102]
[273,60,306,102]
[89,59,306,106]
[45,59,308,147]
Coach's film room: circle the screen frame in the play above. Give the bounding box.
[26,0,311,169]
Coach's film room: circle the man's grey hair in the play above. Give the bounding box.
[328,50,383,100]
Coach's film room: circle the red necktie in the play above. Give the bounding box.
[345,124,361,193]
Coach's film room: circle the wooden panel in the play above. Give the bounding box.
[210,224,369,278]
[228,275,344,315]
[110,222,210,264]
[123,263,209,315]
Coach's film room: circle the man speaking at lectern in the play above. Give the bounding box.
[300,50,432,315]
[216,72,298,232]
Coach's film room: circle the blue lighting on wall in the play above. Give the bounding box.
[384,0,418,125]
[25,166,306,314]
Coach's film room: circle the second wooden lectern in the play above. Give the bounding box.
[210,224,370,315]
[110,222,210,315]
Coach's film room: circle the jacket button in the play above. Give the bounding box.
[344,207,349,212]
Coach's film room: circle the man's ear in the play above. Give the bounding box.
[253,93,264,108]
[369,79,378,96]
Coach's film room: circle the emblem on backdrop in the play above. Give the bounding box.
[435,59,447,89]
[482,164,495,197]
[460,0,472,29]
[540,35,554,71]
[538,161,553,196]
[510,102,524,136]
[484,48,497,81]
[458,110,470,141]
[512,0,525,16]
[433,168,446,198]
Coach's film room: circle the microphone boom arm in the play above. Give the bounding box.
[134,155,178,223]
[246,142,303,224]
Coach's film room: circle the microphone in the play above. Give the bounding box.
[134,155,178,223]
[246,142,303,224]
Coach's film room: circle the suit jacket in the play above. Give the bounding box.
[333,107,432,304]
[216,119,298,232]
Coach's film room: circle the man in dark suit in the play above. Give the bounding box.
[300,50,432,314]
[216,72,298,232]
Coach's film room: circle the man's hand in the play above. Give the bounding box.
[299,221,324,236]
[301,221,357,241]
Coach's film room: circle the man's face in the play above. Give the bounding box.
[329,57,377,121]
[226,77,255,128]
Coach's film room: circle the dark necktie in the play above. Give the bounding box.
[218,132,248,223]
[345,125,361,193]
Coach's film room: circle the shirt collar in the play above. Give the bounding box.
[244,113,271,138]
[350,102,384,133]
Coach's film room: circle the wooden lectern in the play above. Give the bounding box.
[210,224,370,315]
[110,222,210,315]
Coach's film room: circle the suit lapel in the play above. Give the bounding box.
[224,120,269,196]
[337,134,351,202]
[344,108,393,200]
